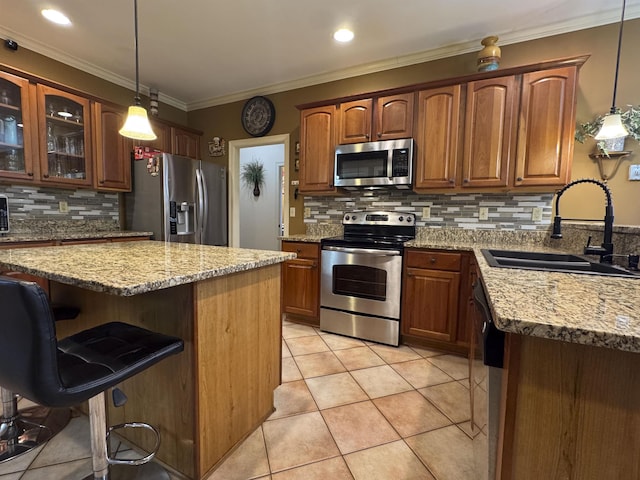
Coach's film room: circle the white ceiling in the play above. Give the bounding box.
[0,0,637,112]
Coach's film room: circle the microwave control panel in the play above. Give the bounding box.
[391,148,410,177]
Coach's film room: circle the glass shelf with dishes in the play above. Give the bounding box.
[41,91,90,182]
[0,80,27,174]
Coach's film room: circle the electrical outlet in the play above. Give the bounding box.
[479,207,489,221]
[303,207,311,218]
[59,201,69,213]
[629,165,640,180]
[289,207,296,217]
[422,206,431,219]
[531,207,543,222]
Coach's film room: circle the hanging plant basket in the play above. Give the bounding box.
[241,160,265,197]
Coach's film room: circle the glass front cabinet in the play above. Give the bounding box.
[37,85,93,186]
[0,71,38,181]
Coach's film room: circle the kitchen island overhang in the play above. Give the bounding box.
[0,241,295,479]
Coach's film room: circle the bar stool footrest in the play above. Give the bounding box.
[106,422,160,466]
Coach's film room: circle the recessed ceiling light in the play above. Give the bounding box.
[333,29,354,43]
[41,9,71,26]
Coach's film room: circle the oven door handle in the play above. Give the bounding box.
[322,246,402,256]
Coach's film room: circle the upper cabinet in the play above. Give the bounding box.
[337,93,413,144]
[92,102,132,191]
[172,127,200,159]
[299,104,337,194]
[514,67,577,187]
[37,84,93,187]
[298,56,584,196]
[0,71,38,182]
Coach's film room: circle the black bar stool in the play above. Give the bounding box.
[0,276,184,479]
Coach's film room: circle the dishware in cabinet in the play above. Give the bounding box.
[0,71,38,181]
[37,84,93,186]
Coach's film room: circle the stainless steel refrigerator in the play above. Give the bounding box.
[125,153,227,245]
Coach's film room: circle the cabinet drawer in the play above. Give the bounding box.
[405,250,462,271]
[282,241,319,260]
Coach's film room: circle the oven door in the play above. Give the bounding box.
[321,245,403,319]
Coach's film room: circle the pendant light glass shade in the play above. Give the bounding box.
[594,113,629,140]
[119,105,157,140]
[119,0,156,141]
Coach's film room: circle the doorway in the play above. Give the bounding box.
[228,134,290,249]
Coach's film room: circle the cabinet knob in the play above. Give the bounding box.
[516,176,523,182]
[365,134,370,139]
[449,179,455,184]
[99,180,105,184]
[430,257,437,264]
[311,262,317,268]
[27,172,33,177]
[463,178,469,183]
[296,248,301,253]
[377,132,382,138]
[43,174,49,178]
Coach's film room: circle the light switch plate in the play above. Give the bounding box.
[289,207,296,217]
[479,207,489,221]
[59,201,69,213]
[531,207,543,222]
[422,206,431,219]
[303,207,311,218]
[629,165,640,180]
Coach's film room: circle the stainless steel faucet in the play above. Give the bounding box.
[550,178,614,264]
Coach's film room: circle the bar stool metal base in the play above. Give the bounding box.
[0,405,71,463]
[82,462,171,480]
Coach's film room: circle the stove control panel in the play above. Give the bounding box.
[343,211,415,226]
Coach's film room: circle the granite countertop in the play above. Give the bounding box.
[279,234,325,243]
[408,237,640,353]
[0,240,295,296]
[0,230,154,244]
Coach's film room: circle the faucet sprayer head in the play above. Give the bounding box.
[551,216,563,239]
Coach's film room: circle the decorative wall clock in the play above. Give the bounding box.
[241,96,276,137]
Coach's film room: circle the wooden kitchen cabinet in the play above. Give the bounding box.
[36,84,93,187]
[337,93,414,144]
[172,127,200,159]
[281,241,320,325]
[513,66,577,187]
[461,76,518,188]
[299,105,338,194]
[92,102,133,191]
[401,248,471,354]
[414,85,462,190]
[0,71,39,182]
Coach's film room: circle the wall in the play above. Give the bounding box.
[187,19,640,233]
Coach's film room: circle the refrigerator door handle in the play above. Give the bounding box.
[200,167,209,240]
[195,168,205,244]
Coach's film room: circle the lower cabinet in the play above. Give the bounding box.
[281,241,320,326]
[401,248,473,354]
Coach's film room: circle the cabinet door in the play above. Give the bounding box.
[375,93,414,141]
[140,120,171,153]
[414,85,462,190]
[281,258,319,318]
[93,103,132,191]
[172,127,200,159]
[337,99,372,144]
[299,105,337,194]
[37,84,93,187]
[514,67,577,187]
[461,76,518,188]
[0,72,38,181]
[402,267,460,342]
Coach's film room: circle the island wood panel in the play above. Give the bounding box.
[194,264,281,478]
[498,334,640,480]
[51,282,196,478]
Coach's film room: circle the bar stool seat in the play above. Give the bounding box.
[0,276,184,479]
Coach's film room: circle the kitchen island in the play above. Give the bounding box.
[0,240,295,480]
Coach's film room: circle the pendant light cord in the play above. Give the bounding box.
[134,0,141,106]
[610,0,626,114]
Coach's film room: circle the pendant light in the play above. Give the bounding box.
[595,0,629,141]
[119,0,157,140]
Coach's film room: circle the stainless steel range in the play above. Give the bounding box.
[320,211,416,346]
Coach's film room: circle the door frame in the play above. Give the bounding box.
[228,134,290,248]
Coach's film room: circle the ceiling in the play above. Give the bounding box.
[0,0,638,112]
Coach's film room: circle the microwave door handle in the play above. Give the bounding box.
[323,246,401,256]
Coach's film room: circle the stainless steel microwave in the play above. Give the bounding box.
[334,138,413,189]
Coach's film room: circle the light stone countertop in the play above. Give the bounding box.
[279,234,325,243]
[407,238,640,353]
[0,240,295,296]
[0,230,154,244]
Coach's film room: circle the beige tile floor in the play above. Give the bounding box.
[0,321,477,480]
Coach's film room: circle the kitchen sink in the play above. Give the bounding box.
[481,249,640,278]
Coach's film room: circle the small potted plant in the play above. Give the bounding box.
[241,160,265,197]
[575,105,640,154]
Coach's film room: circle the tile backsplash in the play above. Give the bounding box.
[1,184,119,233]
[304,190,553,230]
